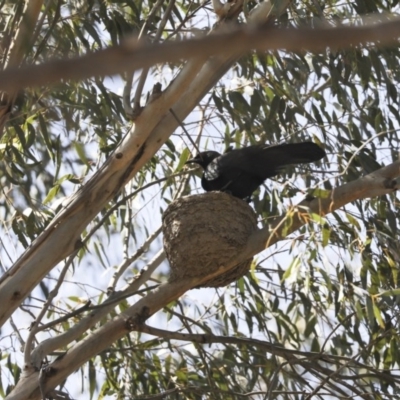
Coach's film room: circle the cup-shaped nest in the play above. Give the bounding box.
[162,192,258,288]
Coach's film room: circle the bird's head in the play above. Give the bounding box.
[185,151,221,169]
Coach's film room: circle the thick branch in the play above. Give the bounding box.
[0,18,400,92]
[243,160,400,260]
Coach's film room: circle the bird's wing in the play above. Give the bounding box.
[204,155,247,187]
[216,146,277,180]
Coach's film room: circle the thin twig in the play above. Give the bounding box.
[124,0,164,118]
[109,226,162,290]
[24,256,76,367]
[169,108,201,154]
[131,0,176,118]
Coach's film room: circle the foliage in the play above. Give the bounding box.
[1,0,400,399]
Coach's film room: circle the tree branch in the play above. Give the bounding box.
[0,18,400,93]
[243,160,400,261]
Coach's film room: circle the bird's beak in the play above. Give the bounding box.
[185,155,200,165]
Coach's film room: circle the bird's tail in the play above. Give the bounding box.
[266,142,326,165]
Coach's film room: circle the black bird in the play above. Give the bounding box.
[185,142,325,200]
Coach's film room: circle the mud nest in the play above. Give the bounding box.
[162,192,258,288]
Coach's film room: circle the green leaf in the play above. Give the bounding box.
[346,213,361,230]
[322,226,330,247]
[309,213,327,225]
[43,185,60,205]
[309,188,330,198]
[281,256,301,284]
[73,141,90,166]
[372,301,385,329]
[376,288,400,297]
[175,147,190,172]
